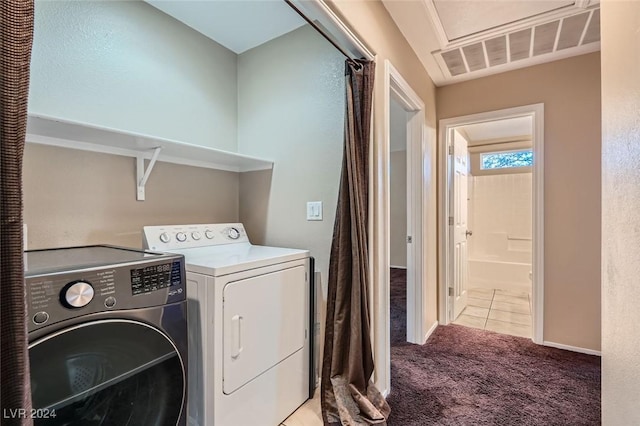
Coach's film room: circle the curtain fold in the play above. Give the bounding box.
[1,0,35,424]
[321,59,390,426]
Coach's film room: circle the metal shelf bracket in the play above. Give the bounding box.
[136,146,162,201]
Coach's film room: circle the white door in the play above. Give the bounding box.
[451,129,470,320]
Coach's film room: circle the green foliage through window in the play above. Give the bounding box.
[481,150,533,170]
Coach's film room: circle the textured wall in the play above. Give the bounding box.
[29,0,238,151]
[25,0,242,250]
[437,52,601,351]
[24,144,239,249]
[601,1,640,422]
[237,25,345,295]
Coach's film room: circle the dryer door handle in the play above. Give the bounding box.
[231,315,243,359]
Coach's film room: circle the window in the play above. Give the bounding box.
[481,149,533,170]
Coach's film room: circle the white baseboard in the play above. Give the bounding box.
[390,265,407,270]
[543,340,601,356]
[423,321,439,344]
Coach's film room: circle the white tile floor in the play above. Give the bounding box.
[453,288,532,338]
[281,389,322,426]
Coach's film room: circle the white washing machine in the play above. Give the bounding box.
[143,224,312,426]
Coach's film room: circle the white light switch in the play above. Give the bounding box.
[307,201,323,221]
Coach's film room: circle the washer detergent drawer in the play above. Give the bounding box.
[223,265,306,394]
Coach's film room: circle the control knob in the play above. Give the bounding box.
[228,227,240,240]
[191,231,202,240]
[176,232,187,242]
[159,232,171,243]
[205,230,215,239]
[62,281,95,308]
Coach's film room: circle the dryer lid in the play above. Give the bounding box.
[169,243,308,276]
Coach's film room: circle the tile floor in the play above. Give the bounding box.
[453,288,532,338]
[281,389,322,426]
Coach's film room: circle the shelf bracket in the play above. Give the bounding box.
[136,147,162,201]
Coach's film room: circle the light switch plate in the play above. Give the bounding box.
[306,201,323,221]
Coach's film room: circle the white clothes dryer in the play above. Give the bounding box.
[144,224,312,426]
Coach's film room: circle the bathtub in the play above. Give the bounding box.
[468,258,531,293]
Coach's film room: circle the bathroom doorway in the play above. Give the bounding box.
[439,104,544,343]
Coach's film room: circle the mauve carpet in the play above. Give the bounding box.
[387,268,601,425]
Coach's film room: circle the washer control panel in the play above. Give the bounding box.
[143,223,249,251]
[131,262,182,295]
[25,254,185,333]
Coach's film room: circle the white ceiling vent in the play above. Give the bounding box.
[441,49,466,76]
[582,8,600,44]
[557,12,590,49]
[435,6,600,79]
[485,36,507,67]
[509,28,532,62]
[462,43,486,71]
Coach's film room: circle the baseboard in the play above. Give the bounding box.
[423,321,439,344]
[390,265,407,270]
[543,340,601,356]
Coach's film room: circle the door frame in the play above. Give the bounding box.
[438,104,544,344]
[375,59,435,396]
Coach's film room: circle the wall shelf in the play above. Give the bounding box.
[26,114,273,200]
[26,114,273,173]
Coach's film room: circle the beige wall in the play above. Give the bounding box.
[24,144,239,249]
[237,25,345,296]
[438,52,601,351]
[25,0,243,251]
[601,1,640,422]
[30,0,238,151]
[390,98,408,268]
[390,151,407,268]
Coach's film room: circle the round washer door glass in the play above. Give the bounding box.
[29,320,184,425]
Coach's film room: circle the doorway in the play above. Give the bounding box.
[389,97,409,346]
[439,104,544,344]
[374,60,437,397]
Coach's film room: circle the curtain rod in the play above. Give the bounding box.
[284,0,361,63]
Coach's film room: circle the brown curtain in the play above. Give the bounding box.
[321,59,389,425]
[1,0,35,423]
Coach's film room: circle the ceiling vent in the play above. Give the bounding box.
[436,7,600,78]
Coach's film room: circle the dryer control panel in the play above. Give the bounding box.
[144,223,249,251]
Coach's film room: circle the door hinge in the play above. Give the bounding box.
[448,216,454,226]
[448,145,453,155]
[448,287,454,296]
[407,236,412,243]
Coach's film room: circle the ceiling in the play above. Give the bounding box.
[458,116,532,145]
[382,0,601,86]
[145,0,305,54]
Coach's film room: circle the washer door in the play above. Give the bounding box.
[29,320,184,425]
